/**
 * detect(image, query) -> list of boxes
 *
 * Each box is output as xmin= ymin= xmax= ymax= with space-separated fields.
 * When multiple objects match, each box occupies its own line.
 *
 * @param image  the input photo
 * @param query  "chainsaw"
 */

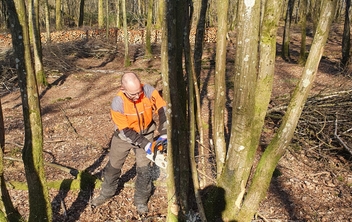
xmin=146 ymin=139 xmax=167 ymax=169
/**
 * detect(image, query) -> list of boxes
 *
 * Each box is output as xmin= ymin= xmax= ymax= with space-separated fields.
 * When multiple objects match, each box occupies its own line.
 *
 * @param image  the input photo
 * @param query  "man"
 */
xmin=91 ymin=72 xmax=167 ymax=214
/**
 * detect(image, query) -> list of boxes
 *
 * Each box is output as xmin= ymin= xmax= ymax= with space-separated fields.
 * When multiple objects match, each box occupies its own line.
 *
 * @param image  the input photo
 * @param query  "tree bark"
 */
xmin=6 ymin=0 xmax=53 ymax=220
xmin=145 ymin=0 xmax=153 ymax=58
xmin=0 ymin=100 xmax=4 ymax=151
xmin=216 ymin=0 xmax=261 ymax=219
xmin=44 ymin=0 xmax=51 ymax=42
xmin=122 ymin=0 xmax=130 ymax=66
xmin=341 ymin=0 xmax=350 ymax=66
xmin=55 ymin=0 xmax=62 ymax=30
xmin=29 ymin=0 xmax=47 ymax=88
xmin=282 ymin=0 xmax=295 ymax=61
xmin=238 ymin=0 xmax=337 ymax=220
xmin=299 ymin=0 xmax=308 ymax=65
xmin=213 ymin=0 xmax=228 ymax=177
xmin=78 ymin=0 xmax=85 ymax=27
xmin=98 ymin=0 xmax=104 ymax=28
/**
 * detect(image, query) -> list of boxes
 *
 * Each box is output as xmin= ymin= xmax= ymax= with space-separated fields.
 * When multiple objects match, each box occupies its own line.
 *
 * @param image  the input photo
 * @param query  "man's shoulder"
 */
xmin=143 ymin=84 xmax=156 ymax=98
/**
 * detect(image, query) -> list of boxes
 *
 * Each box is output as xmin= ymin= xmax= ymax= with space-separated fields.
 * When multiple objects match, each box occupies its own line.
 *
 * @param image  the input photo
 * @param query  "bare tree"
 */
xmin=44 ymin=0 xmax=50 ymax=42
xmin=98 ymin=0 xmax=104 ymax=28
xmin=5 ymin=0 xmax=53 ymax=220
xmin=122 ymin=0 xmax=131 ymax=66
xmin=145 ymin=0 xmax=153 ymax=58
xmin=55 ymin=0 xmax=62 ymax=30
xmin=161 ymin=0 xmax=193 ymax=220
xmin=204 ymin=0 xmax=337 ymax=220
xmin=28 ymin=0 xmax=47 ymax=88
xmin=299 ymin=0 xmax=308 ymax=64
xmin=78 ymin=0 xmax=85 ymax=27
xmin=282 ymin=0 xmax=295 ymax=61
xmin=341 ymin=0 xmax=351 ymax=66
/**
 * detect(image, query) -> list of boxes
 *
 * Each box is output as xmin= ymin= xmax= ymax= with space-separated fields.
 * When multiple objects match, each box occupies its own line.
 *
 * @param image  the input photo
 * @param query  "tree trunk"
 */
xmin=282 ymin=0 xmax=295 ymax=61
xmin=145 ymin=0 xmax=153 ymax=58
xmin=213 ymin=0 xmax=228 ymax=177
xmin=78 ymin=0 xmax=85 ymax=27
xmin=122 ymin=0 xmax=130 ymax=66
xmin=6 ymin=0 xmax=53 ymax=220
xmin=44 ymin=0 xmax=51 ymax=42
xmin=161 ymin=0 xmax=191 ymax=220
xmin=155 ymin=0 xmax=162 ymax=29
xmin=55 ymin=0 xmax=62 ymax=30
xmin=299 ymin=0 xmax=308 ymax=65
xmin=116 ymin=0 xmax=121 ymax=28
xmin=183 ymin=1 xmax=207 ymax=221
xmin=214 ymin=0 xmax=261 ymax=220
xmin=341 ymin=0 xmax=350 ymax=66
xmin=237 ymin=0 xmax=337 ymax=220
xmin=29 ymin=0 xmax=47 ymax=89
xmin=98 ymin=0 xmax=104 ymax=28
xmin=0 ymin=100 xmax=4 ymax=151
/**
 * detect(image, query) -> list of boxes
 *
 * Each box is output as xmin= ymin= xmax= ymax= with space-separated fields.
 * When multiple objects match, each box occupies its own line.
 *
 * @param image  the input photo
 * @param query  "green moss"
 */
xmin=7 ymin=171 xmax=102 ymax=191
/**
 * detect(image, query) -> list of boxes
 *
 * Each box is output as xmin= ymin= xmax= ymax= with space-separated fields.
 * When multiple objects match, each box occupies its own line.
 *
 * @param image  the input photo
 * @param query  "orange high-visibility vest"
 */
xmin=111 ymin=84 xmax=166 ymax=134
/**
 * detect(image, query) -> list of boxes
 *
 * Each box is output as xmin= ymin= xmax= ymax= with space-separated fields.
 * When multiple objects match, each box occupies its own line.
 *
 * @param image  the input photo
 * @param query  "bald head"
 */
xmin=121 ymin=73 xmax=143 ymax=101
xmin=121 ymin=72 xmax=141 ymax=92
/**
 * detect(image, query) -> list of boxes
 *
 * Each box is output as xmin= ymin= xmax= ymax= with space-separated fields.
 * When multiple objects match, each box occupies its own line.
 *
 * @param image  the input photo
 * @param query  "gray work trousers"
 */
xmin=100 ymin=133 xmax=152 ymax=205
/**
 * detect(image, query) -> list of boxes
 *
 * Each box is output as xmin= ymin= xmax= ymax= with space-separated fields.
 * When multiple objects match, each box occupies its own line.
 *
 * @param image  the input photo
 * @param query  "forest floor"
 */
xmin=1 ymin=23 xmax=352 ymax=222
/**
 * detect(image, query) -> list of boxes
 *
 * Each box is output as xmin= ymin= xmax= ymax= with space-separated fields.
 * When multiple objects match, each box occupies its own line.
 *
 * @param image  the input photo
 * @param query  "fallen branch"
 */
xmin=334 ymin=114 xmax=352 ymax=155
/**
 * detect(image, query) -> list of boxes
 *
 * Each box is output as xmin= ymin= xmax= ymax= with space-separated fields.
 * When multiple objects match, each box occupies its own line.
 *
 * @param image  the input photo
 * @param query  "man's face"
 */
xmin=124 ymin=86 xmax=143 ymax=102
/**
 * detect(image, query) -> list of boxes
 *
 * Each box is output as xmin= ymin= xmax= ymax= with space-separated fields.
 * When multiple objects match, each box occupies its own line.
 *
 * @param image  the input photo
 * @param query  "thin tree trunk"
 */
xmin=98 ymin=0 xmax=104 ymax=28
xmin=116 ymin=0 xmax=121 ymax=28
xmin=78 ymin=0 xmax=85 ymax=27
xmin=145 ymin=0 xmax=153 ymax=58
xmin=29 ymin=0 xmax=47 ymax=89
xmin=299 ymin=0 xmax=307 ymax=65
xmin=122 ymin=0 xmax=130 ymax=66
xmin=55 ymin=0 xmax=62 ymax=30
xmin=184 ymin=1 xmax=207 ymax=221
xmin=7 ymin=0 xmax=53 ymax=220
xmin=44 ymin=0 xmax=51 ymax=42
xmin=341 ymin=0 xmax=350 ymax=66
xmin=0 ymin=100 xmax=4 ymax=151
xmin=213 ymin=0 xmax=228 ymax=177
xmin=282 ymin=0 xmax=295 ymax=61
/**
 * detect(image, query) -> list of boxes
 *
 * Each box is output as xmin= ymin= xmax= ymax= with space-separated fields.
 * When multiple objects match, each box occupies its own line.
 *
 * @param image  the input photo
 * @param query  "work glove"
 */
xmin=144 ymin=135 xmax=167 ymax=154
xmin=144 ymin=135 xmax=168 ymax=169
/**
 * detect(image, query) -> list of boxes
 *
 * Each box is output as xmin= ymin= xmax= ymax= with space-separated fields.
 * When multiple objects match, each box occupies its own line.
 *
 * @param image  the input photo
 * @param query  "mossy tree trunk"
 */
xmin=145 ymin=0 xmax=153 ymax=58
xmin=204 ymin=0 xmax=336 ymax=220
xmin=28 ymin=0 xmax=47 ymax=89
xmin=5 ymin=0 xmax=53 ymax=221
xmin=237 ymin=0 xmax=337 ymax=220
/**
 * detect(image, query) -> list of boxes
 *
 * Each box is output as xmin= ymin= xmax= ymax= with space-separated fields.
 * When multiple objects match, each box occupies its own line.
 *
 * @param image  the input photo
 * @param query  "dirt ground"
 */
xmin=1 ymin=23 xmax=352 ymax=222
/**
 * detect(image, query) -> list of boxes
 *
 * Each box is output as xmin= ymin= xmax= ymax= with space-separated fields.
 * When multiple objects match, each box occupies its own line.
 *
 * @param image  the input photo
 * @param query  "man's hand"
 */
xmin=157 ymin=134 xmax=167 ymax=144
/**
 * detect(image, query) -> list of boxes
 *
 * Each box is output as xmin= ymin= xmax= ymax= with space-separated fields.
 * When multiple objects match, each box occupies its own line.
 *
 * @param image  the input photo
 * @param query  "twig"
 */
xmin=334 ymin=115 xmax=352 ymax=155
xmin=256 ymin=212 xmax=269 ymax=222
